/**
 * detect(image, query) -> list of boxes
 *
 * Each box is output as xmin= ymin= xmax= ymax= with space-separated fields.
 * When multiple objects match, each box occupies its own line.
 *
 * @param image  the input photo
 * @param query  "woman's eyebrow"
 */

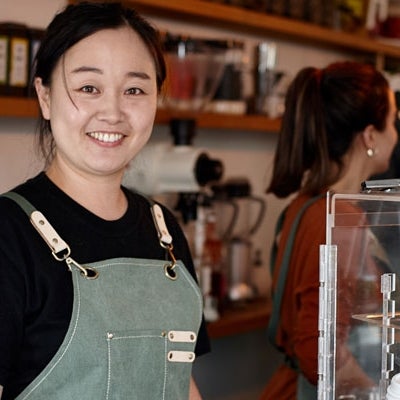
xmin=71 ymin=66 xmax=151 ymax=80
xmin=126 ymin=71 xmax=151 ymax=80
xmin=71 ymin=66 xmax=103 ymax=74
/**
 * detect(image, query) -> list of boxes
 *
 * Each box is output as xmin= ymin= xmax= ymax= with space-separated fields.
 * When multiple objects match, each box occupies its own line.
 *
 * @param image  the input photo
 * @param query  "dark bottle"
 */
xmin=0 ymin=23 xmax=30 ymax=97
xmin=0 ymin=23 xmax=9 ymax=95
xmin=27 ymin=27 xmax=45 ymax=97
xmin=253 ymin=41 xmax=277 ymax=114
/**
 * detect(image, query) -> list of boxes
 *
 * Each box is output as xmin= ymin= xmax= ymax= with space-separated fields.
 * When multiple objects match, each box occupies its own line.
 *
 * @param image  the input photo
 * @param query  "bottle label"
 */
xmin=9 ymin=37 xmax=28 ymax=87
xmin=0 ymin=36 xmax=8 ymax=85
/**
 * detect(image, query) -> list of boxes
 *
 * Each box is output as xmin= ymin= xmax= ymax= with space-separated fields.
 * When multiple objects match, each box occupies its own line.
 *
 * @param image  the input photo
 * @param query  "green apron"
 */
xmin=4 ymin=192 xmax=203 ymax=400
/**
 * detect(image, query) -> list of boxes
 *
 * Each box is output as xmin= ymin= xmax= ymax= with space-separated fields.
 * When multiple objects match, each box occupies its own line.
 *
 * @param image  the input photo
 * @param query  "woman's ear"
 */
xmin=361 ymin=124 xmax=377 ymax=152
xmin=34 ymin=77 xmax=51 ymax=120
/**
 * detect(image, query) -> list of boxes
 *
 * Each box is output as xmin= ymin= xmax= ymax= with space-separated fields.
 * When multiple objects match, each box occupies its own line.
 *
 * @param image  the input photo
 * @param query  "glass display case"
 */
xmin=319 ymin=187 xmax=400 ymax=400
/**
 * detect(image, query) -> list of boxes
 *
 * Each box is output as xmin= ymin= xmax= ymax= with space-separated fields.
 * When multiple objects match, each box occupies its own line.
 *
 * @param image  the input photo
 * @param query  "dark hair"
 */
xmin=34 ymin=1 xmax=166 ymax=163
xmin=267 ymin=61 xmax=390 ymax=198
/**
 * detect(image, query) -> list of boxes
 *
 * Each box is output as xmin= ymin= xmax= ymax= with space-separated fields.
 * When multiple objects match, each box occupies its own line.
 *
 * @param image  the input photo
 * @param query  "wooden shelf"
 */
xmin=155 ymin=108 xmax=280 ymax=132
xmin=6 ymin=0 xmax=400 ymax=123
xmin=0 ymin=97 xmax=280 ymax=132
xmin=6 ymin=1 xmax=400 ymax=124
xmin=206 ymin=297 xmax=271 ymax=338
xmin=129 ymin=0 xmax=400 ymax=60
xmin=0 ymin=96 xmax=39 ymax=118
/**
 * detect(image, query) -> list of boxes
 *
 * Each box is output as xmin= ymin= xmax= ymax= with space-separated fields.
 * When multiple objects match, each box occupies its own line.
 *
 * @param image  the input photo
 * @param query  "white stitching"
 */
xmin=21 ymin=272 xmax=82 ymax=399
xmin=105 ymin=333 xmax=166 ymax=399
xmin=106 ymin=336 xmax=112 ymax=400
xmin=162 ymin=334 xmax=167 ymax=400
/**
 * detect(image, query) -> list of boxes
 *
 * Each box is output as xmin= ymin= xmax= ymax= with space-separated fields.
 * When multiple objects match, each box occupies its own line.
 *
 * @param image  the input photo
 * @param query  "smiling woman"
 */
xmin=35 ymin=26 xmax=159 ymax=201
xmin=0 ymin=2 xmax=209 ymax=400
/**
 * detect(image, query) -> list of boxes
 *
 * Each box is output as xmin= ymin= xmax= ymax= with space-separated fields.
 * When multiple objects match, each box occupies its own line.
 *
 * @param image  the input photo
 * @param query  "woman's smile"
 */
xmin=87 ymin=131 xmax=125 ymax=145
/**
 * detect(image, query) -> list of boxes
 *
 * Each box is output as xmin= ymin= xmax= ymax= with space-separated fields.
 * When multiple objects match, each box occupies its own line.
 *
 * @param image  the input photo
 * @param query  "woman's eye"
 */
xmin=80 ymin=85 xmax=98 ymax=94
xmin=126 ymin=87 xmax=143 ymax=95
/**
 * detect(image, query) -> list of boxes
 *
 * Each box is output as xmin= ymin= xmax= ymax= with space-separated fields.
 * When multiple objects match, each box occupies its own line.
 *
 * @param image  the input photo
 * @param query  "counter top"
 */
xmin=207 ymin=297 xmax=271 ymax=339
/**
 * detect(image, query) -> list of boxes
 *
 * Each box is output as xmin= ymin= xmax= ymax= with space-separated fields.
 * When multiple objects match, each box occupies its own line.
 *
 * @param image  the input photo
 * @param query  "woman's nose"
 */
xmin=97 ymin=91 xmax=124 ymax=123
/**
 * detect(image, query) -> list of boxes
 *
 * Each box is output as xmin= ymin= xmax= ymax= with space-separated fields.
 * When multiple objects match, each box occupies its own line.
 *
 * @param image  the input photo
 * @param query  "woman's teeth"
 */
xmin=88 ymin=132 xmax=123 ymax=143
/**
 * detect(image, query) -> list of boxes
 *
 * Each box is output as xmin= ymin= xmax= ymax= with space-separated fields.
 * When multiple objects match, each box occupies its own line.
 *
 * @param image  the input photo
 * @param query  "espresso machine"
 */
xmin=211 ymin=178 xmax=266 ymax=302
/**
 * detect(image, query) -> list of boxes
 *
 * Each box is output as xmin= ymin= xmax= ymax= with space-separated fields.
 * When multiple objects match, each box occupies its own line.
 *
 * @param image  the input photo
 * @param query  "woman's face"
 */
xmin=35 ymin=26 xmax=158 ymax=180
xmin=373 ymin=89 xmax=398 ymax=175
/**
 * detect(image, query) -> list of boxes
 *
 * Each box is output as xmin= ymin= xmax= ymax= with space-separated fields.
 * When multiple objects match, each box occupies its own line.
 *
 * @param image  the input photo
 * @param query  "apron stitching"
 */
xmin=162 ymin=335 xmax=167 ymax=400
xmin=20 ymin=273 xmax=82 ymax=400
xmin=106 ymin=337 xmax=112 ymax=400
xmin=105 ymin=333 xmax=168 ymax=399
xmin=94 ymin=262 xmax=168 ymax=269
xmin=178 ymin=266 xmax=203 ymax=321
xmin=112 ymin=334 xmax=162 ymax=339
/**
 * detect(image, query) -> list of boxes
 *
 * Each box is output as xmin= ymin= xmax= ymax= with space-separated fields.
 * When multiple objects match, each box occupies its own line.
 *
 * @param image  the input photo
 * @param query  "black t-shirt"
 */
xmin=0 ymin=172 xmax=210 ymax=399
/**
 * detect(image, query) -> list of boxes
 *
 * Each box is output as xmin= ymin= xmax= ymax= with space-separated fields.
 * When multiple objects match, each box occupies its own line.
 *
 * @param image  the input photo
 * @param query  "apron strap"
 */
xmin=2 ymin=191 xmax=72 ymax=258
xmin=2 ymin=190 xmax=177 ymax=279
xmin=3 ymin=190 xmax=174 ymax=249
xmin=151 ymin=203 xmax=173 ymax=246
xmin=138 ymin=191 xmax=177 ymax=278
xmin=2 ymin=191 xmax=36 ymax=217
xmin=2 ymin=191 xmax=99 ymax=278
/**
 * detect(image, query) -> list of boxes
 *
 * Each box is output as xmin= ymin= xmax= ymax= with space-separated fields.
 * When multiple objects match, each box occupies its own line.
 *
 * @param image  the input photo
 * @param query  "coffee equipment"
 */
xmin=124 ymin=119 xmax=222 ymax=198
xmin=211 ymin=178 xmax=266 ymax=301
xmin=162 ymin=34 xmax=228 ymax=111
xmin=123 ymin=119 xmax=224 ymax=321
xmin=252 ymin=41 xmax=290 ymax=118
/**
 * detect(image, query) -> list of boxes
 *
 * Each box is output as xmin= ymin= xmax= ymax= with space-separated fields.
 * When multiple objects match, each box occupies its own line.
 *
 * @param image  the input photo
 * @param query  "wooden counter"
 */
xmin=207 ymin=297 xmax=271 ymax=339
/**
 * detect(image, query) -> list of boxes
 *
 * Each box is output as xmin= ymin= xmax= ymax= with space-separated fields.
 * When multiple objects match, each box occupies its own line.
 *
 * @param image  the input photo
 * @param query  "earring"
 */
xmin=367 ymin=148 xmax=375 ymax=157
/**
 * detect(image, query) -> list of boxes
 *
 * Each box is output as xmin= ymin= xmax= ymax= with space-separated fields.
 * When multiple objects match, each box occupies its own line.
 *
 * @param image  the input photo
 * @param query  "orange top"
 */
xmin=261 ymin=193 xmax=383 ymax=399
xmin=261 ymin=194 xmax=325 ymax=400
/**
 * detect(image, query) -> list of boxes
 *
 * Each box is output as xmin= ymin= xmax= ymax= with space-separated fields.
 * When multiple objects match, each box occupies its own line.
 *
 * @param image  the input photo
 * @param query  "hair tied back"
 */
xmin=314 ymin=68 xmax=323 ymax=86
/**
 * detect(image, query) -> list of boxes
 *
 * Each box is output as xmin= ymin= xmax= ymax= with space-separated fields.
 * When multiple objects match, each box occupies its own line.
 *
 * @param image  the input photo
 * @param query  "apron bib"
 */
xmin=4 ymin=192 xmax=203 ymax=400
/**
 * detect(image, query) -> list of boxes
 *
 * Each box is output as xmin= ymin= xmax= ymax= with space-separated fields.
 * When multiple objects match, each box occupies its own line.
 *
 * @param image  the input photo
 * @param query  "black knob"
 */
xmin=195 ymin=153 xmax=224 ymax=186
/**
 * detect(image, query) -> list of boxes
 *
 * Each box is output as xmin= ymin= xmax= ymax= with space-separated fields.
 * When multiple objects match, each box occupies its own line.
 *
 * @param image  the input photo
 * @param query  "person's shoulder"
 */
xmin=287 ymin=193 xmax=327 ymax=219
xmin=1 ymin=172 xmax=49 ymax=201
xmin=0 ymin=172 xmax=48 ymax=211
xmin=0 ymin=195 xmax=24 ymax=220
xmin=281 ymin=193 xmax=327 ymax=242
xmin=123 ymin=188 xmax=177 ymax=220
